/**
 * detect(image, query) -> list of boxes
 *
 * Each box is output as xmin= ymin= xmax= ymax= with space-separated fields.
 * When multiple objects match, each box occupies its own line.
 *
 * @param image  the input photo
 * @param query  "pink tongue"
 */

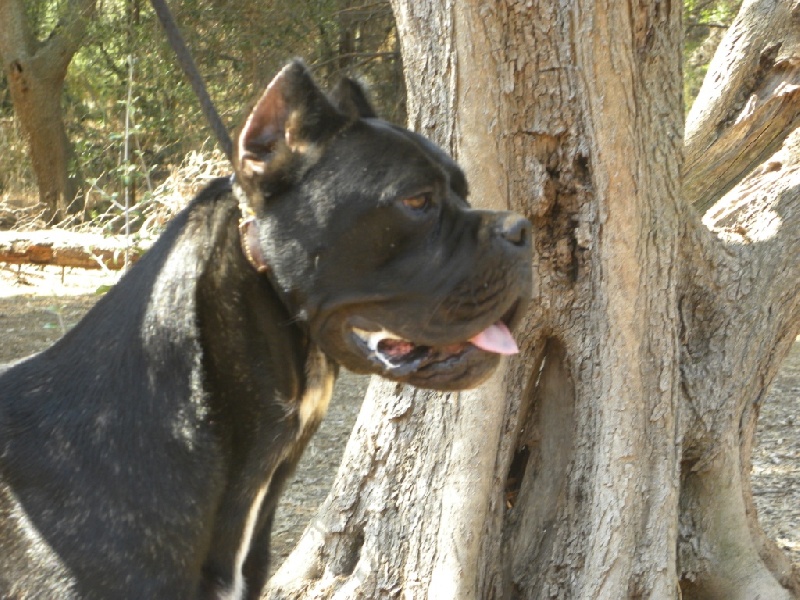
xmin=469 ymin=322 xmax=519 ymax=355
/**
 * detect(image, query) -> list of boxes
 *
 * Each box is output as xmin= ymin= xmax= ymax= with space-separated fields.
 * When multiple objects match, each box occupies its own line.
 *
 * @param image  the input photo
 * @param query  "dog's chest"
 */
xmin=296 ymin=346 xmax=335 ymax=436
xmin=228 ymin=347 xmax=335 ymax=599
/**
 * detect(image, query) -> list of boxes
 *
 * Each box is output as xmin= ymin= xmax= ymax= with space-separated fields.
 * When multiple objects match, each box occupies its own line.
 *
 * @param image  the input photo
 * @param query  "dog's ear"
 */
xmin=330 ymin=78 xmax=378 ymax=120
xmin=236 ymin=60 xmax=345 ymax=180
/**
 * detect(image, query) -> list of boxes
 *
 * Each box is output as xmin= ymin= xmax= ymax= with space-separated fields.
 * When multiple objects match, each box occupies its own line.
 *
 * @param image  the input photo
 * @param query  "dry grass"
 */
xmin=0 ymin=149 xmax=230 ymax=237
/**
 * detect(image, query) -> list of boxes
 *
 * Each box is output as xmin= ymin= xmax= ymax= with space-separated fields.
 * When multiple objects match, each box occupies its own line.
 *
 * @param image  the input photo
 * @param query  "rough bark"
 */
xmin=0 ymin=0 xmax=96 ymax=223
xmin=679 ymin=126 xmax=800 ymax=600
xmin=262 ymin=2 xmax=799 ymax=599
xmin=679 ymin=3 xmax=800 ymax=594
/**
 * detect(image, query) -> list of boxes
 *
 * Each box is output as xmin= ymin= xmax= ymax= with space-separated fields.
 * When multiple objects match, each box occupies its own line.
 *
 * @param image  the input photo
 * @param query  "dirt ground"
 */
xmin=0 ymin=263 xmax=797 ymax=572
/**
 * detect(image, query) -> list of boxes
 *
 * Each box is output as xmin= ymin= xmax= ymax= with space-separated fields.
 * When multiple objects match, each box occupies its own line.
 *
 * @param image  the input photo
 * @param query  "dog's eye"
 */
xmin=402 ymin=193 xmax=432 ymax=212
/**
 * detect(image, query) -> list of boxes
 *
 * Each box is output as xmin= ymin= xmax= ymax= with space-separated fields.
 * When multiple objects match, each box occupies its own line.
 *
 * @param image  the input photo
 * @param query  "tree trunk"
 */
xmin=263 ymin=1 xmax=800 ymax=599
xmin=0 ymin=0 xmax=96 ymax=223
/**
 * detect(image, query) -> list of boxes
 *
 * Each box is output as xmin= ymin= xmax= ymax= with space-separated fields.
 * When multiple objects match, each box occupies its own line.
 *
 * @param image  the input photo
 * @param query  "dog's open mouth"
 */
xmin=352 ymin=321 xmax=519 ymax=376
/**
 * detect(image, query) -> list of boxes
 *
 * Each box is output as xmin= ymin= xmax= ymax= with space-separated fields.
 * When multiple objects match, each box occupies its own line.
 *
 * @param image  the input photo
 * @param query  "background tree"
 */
xmin=0 ymin=0 xmax=96 ymax=222
xmin=263 ymin=1 xmax=799 ymax=599
xmin=0 ymin=0 xmax=403 ymax=226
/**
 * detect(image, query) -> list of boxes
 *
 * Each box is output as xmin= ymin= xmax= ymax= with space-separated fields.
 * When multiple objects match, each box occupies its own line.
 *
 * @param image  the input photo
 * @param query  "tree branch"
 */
xmin=684 ymin=0 xmax=800 ymax=213
xmin=0 ymin=230 xmax=147 ymax=270
xmin=0 ymin=0 xmax=35 ymax=62
xmin=705 ymin=126 xmax=800 ymax=332
xmin=681 ymin=125 xmax=800 ymax=458
xmin=682 ymin=0 xmax=800 ymax=412
xmin=37 ymin=0 xmax=97 ymax=77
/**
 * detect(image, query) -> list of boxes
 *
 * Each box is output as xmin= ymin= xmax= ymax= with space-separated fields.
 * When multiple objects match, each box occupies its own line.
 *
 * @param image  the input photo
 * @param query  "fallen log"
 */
xmin=0 ymin=230 xmax=150 ymax=270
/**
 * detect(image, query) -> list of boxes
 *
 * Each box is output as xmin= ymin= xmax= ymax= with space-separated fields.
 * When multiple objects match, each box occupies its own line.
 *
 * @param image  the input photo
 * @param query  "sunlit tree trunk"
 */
xmin=0 ymin=0 xmax=95 ymax=222
xmin=262 ymin=1 xmax=800 ymax=598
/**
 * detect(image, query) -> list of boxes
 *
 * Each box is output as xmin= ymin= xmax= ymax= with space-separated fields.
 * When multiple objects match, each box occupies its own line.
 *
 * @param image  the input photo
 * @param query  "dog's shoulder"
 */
xmin=0 ymin=177 xmax=243 ymax=406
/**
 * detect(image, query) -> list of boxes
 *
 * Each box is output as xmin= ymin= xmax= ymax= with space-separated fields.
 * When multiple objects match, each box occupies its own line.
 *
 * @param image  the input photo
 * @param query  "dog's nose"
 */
xmin=498 ymin=214 xmax=531 ymax=248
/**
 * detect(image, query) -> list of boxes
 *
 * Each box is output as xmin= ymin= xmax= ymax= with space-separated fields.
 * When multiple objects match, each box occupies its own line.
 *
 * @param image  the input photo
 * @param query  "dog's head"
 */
xmin=233 ymin=60 xmax=532 ymax=390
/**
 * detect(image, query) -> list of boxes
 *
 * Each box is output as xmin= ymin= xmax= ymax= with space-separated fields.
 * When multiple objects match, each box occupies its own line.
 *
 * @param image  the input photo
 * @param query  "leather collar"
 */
xmin=231 ymin=177 xmax=269 ymax=273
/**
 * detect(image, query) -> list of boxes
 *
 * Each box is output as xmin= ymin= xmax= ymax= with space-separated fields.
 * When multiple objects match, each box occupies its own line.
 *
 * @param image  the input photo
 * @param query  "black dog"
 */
xmin=0 ymin=61 xmax=531 ymax=599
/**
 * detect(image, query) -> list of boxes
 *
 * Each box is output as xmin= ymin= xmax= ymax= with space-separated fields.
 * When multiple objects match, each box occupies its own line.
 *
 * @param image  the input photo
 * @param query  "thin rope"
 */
xmin=123 ymin=55 xmax=134 ymax=271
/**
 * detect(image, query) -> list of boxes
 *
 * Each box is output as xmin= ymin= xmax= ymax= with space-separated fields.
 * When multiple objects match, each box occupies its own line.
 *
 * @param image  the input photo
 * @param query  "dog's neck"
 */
xmin=229 ymin=177 xmax=312 ymax=327
xmin=232 ymin=176 xmax=270 ymax=274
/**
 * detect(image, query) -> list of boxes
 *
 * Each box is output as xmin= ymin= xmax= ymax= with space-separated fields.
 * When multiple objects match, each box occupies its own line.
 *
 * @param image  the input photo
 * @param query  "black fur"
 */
xmin=0 ymin=60 xmax=531 ymax=599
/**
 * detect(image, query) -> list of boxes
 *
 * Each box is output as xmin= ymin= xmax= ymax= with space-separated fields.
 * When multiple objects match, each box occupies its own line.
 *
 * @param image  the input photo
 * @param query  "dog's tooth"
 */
xmin=353 ymin=327 xmax=380 ymax=352
xmin=352 ymin=327 xmax=413 ymax=370
xmin=352 ymin=327 xmax=407 ymax=352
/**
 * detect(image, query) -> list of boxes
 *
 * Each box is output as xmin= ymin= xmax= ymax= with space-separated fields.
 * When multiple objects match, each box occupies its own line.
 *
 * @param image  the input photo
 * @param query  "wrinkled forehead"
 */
xmin=359 ymin=119 xmax=470 ymax=199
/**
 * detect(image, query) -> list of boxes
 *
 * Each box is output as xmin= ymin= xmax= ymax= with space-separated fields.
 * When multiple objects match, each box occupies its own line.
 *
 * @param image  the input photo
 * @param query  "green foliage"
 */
xmin=1 ymin=0 xmax=403 ymax=230
xmin=23 ymin=0 xmax=61 ymax=39
xmin=684 ymin=0 xmax=743 ymax=112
